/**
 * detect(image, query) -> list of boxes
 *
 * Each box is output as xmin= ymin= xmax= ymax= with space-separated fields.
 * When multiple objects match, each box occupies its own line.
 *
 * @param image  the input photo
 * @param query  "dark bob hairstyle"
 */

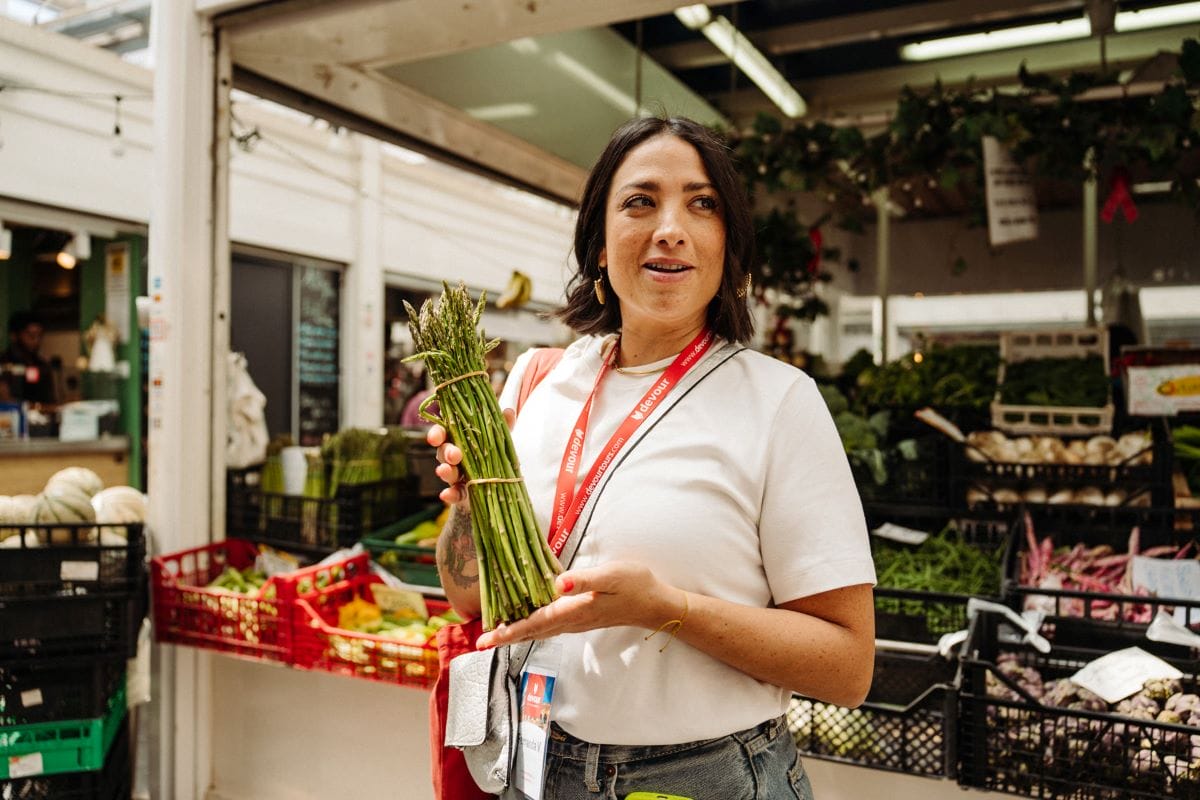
xmin=556 ymin=116 xmax=755 ymax=344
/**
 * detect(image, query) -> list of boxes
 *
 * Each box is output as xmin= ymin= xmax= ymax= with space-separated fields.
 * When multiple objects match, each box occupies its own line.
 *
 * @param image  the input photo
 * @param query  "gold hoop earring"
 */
xmin=736 ymin=273 xmax=753 ymax=299
xmin=593 ymin=276 xmax=607 ymax=306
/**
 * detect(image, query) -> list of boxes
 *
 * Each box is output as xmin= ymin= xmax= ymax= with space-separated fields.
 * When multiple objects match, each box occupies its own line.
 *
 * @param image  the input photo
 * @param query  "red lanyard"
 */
xmin=546 ymin=328 xmax=715 ymax=556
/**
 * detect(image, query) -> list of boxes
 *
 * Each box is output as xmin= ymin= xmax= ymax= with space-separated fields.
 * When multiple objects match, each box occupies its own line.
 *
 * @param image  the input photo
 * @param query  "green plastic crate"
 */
xmin=0 ymin=677 xmax=126 ymax=779
xmin=360 ymin=505 xmax=443 ymax=588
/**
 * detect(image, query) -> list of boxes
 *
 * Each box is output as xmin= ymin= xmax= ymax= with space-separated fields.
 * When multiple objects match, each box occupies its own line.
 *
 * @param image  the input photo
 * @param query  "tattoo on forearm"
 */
xmin=442 ymin=506 xmax=479 ymax=591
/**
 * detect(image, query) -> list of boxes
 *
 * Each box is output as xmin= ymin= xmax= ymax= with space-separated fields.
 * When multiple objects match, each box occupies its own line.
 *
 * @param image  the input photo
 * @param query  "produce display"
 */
xmin=854 ymin=344 xmax=1000 ymax=412
xmin=1016 ymin=520 xmax=1197 ymax=623
xmin=206 ymin=565 xmax=270 ymax=595
xmin=874 ymin=523 xmax=1004 ymax=636
xmin=404 ymin=282 xmax=560 ymax=629
xmin=970 ymin=646 xmax=1200 ymax=798
xmin=335 ymin=594 xmax=462 ymax=643
xmin=998 ymin=355 xmax=1109 ymax=408
xmin=0 ymin=467 xmax=145 ymax=546
xmin=964 ymin=430 xmax=1152 ymax=466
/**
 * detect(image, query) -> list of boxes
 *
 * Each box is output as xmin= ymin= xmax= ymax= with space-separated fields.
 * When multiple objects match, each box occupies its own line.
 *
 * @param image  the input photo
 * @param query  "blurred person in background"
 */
xmin=0 ymin=311 xmax=57 ymax=405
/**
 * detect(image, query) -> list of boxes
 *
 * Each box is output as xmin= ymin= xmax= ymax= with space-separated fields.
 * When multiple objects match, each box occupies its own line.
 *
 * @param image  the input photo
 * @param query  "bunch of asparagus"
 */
xmin=404 ymin=282 xmax=560 ymax=630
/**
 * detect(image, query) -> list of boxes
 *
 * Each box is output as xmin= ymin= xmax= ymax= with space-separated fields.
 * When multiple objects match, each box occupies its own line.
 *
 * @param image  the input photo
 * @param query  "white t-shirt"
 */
xmin=497 ymin=334 xmax=875 ymax=745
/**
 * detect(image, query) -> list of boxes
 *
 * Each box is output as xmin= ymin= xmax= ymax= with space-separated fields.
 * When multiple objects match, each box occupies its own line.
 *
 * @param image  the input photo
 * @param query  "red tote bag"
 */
xmin=428 ymin=348 xmax=562 ymax=799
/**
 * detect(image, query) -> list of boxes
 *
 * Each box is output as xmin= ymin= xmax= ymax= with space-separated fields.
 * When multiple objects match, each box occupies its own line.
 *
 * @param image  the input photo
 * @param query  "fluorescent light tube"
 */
xmin=901 ymin=17 xmax=1091 ymax=61
xmin=1116 ymin=1 xmax=1200 ymax=32
xmin=552 ymin=52 xmax=638 ymax=116
xmin=464 ymin=102 xmax=538 ymax=121
xmin=902 ymin=2 xmax=1200 ymax=62
xmin=675 ymin=4 xmax=806 ymax=118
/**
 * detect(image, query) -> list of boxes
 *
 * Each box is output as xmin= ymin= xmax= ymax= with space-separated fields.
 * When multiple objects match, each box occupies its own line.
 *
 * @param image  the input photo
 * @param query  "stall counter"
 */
xmin=0 ymin=436 xmax=131 ymax=493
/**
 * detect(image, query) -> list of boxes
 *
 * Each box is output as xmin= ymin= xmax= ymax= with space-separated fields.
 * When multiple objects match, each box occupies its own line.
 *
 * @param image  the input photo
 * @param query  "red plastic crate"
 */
xmin=292 ymin=570 xmax=446 ymax=689
xmin=150 ymin=540 xmax=364 ymax=663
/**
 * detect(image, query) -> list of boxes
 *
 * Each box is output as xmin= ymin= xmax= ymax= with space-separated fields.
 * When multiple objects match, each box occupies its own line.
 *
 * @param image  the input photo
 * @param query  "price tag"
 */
xmin=60 ymin=561 xmax=99 ymax=581
xmin=8 ymin=752 xmax=44 ymax=779
xmin=370 ymin=585 xmax=428 ymax=620
xmin=871 ymin=523 xmax=930 ymax=546
xmin=1131 ymin=557 xmax=1200 ymax=625
xmin=20 ymin=689 xmax=43 ymax=708
xmin=1070 ymin=646 xmax=1183 ymax=704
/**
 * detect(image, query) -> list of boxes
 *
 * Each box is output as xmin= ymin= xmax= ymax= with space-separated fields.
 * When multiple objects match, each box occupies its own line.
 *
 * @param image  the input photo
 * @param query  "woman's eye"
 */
xmin=693 ymin=196 xmax=719 ymax=211
xmin=622 ymin=195 xmax=653 ymax=209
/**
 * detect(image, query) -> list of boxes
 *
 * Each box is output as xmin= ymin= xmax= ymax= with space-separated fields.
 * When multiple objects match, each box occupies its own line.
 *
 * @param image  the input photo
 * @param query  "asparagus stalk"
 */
xmin=403 ymin=282 xmax=561 ymax=629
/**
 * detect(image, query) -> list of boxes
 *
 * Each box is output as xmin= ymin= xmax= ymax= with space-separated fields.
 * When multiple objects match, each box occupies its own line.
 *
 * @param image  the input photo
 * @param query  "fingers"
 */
xmin=425 ymin=424 xmax=447 ymax=448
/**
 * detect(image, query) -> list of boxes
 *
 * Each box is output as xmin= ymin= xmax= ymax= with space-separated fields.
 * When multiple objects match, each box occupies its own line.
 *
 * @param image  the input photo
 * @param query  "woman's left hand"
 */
xmin=475 ymin=561 xmax=683 ymax=650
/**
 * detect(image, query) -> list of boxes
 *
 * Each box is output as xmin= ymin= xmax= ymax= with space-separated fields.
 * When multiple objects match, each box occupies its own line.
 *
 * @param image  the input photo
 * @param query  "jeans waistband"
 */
xmin=546 ymin=715 xmax=787 ymax=764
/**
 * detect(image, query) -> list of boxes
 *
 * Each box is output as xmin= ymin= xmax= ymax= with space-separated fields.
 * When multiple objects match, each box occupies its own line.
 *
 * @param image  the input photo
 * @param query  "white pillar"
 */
xmin=873 ymin=188 xmax=891 ymax=363
xmin=343 ymin=134 xmax=385 ymax=427
xmin=147 ymin=2 xmax=216 ymax=798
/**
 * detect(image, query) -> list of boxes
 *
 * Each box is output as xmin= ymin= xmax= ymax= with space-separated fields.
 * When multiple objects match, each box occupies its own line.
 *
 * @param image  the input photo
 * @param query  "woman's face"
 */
xmin=599 ymin=134 xmax=726 ymax=338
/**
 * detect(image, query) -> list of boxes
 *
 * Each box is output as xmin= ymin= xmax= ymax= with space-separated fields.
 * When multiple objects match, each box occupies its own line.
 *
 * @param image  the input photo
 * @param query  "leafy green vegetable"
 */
xmin=856 ymin=344 xmax=999 ymax=411
xmin=999 ymin=355 xmax=1108 ymax=407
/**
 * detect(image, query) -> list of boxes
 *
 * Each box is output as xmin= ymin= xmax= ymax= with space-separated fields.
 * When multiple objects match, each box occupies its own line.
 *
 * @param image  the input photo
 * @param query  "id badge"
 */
xmin=513 ymin=644 xmax=561 ymax=800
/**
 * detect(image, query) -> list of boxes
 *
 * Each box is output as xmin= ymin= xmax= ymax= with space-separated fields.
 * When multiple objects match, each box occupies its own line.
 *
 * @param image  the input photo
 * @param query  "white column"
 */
xmin=147 ymin=2 xmax=215 ymax=798
xmin=873 ymin=188 xmax=892 ymax=363
xmin=1083 ymin=175 xmax=1099 ymax=326
xmin=342 ymin=134 xmax=385 ymax=427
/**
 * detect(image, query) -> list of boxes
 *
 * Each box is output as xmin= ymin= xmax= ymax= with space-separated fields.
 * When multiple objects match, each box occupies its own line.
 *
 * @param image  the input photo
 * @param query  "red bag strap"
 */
xmin=514 ymin=347 xmax=563 ymax=416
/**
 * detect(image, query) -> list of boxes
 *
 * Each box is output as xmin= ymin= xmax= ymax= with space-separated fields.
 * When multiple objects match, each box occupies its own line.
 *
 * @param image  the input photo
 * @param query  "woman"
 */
xmin=428 ymin=116 xmax=875 ymax=800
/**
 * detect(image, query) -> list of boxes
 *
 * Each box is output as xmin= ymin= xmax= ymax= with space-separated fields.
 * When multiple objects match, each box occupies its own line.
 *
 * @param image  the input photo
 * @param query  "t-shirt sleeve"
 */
xmin=497 ymin=347 xmax=537 ymax=413
xmin=759 ymin=375 xmax=876 ymax=604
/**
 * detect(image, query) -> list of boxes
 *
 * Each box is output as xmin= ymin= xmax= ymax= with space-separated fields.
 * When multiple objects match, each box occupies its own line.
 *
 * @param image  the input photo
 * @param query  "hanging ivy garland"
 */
xmin=725 ymin=36 xmax=1200 ymax=319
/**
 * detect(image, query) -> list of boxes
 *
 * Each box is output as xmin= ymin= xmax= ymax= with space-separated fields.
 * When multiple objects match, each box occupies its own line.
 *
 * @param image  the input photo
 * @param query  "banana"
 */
xmin=496 ymin=270 xmax=532 ymax=309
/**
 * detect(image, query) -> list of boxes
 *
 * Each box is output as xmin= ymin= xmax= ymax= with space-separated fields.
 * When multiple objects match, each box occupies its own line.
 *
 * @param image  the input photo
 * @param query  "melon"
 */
xmin=35 ymin=483 xmax=97 ymax=545
xmin=0 ymin=495 xmax=38 ymax=543
xmin=91 ymin=486 xmax=145 ymax=541
xmin=44 ymin=467 xmax=105 ymax=498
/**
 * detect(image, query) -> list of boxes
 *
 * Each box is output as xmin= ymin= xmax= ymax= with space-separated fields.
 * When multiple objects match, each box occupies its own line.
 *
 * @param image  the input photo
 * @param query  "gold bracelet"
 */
xmin=644 ymin=590 xmax=689 ymax=652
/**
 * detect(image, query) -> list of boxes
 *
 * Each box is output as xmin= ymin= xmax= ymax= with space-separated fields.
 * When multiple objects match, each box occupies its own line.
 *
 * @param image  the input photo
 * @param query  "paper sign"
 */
xmin=370 ymin=585 xmax=428 ymax=620
xmin=1131 ymin=556 xmax=1200 ymax=625
xmin=105 ymin=242 xmax=131 ymax=343
xmin=20 ymin=689 xmax=43 ymax=708
xmin=1070 ymin=646 xmax=1183 ymax=704
xmin=8 ymin=752 xmax=44 ymax=779
xmin=1126 ymin=364 xmax=1200 ymax=416
xmin=1147 ymin=609 xmax=1200 ymax=649
xmin=60 ymin=561 xmax=100 ymax=581
xmin=983 ymin=136 xmax=1038 ymax=246
xmin=871 ymin=523 xmax=930 ymax=546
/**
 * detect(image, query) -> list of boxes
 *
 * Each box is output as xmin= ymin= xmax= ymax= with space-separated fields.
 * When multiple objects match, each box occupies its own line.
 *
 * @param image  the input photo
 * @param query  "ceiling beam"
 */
xmin=227 ymin=0 xmax=744 ymax=70
xmin=714 ymin=24 xmax=1194 ymax=124
xmin=651 ymin=0 xmax=1084 ymax=70
xmin=233 ymin=50 xmax=588 ymax=203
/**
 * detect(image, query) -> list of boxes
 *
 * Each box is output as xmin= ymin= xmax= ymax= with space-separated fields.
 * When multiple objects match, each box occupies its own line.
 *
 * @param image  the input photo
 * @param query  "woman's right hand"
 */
xmin=425 ymin=408 xmax=515 ymax=505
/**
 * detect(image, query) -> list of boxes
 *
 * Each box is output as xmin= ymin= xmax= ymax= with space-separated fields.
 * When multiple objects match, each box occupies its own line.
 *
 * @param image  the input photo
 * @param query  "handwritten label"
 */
xmin=871 ymin=523 xmax=930 ymax=546
xmin=19 ymin=689 xmax=43 ymax=708
xmin=370 ymin=585 xmax=428 ymax=620
xmin=983 ymin=136 xmax=1038 ymax=246
xmin=60 ymin=561 xmax=99 ymax=581
xmin=8 ymin=752 xmax=44 ymax=778
xmin=1071 ymin=646 xmax=1183 ymax=704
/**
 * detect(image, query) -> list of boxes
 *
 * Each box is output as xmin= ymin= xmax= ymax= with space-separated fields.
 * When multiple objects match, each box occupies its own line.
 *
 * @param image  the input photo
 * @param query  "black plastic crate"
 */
xmin=1004 ymin=507 xmax=1200 ymax=654
xmin=0 ymin=715 xmax=130 ymax=800
xmin=955 ymin=420 xmax=1176 ymax=511
xmin=854 ymin=435 xmax=952 ymax=507
xmin=866 ymin=507 xmax=1009 ymax=645
xmin=0 ymin=524 xmax=147 ymax=660
xmin=0 ymin=655 xmax=125 ymax=726
xmin=225 ymin=471 xmax=424 ymax=556
xmin=789 ymin=647 xmax=958 ymax=778
xmin=958 ymin=611 xmax=1200 ymax=799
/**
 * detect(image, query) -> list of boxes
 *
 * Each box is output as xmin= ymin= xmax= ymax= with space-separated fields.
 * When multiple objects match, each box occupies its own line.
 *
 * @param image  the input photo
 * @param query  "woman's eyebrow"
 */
xmin=616 ymin=180 xmax=716 ymax=193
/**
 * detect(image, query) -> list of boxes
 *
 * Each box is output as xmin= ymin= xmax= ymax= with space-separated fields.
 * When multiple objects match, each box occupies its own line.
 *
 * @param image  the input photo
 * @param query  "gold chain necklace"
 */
xmin=613 ymin=363 xmax=668 ymax=377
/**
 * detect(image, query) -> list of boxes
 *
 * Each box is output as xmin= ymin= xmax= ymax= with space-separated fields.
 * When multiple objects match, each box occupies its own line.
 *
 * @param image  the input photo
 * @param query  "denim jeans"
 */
xmin=501 ymin=715 xmax=815 ymax=800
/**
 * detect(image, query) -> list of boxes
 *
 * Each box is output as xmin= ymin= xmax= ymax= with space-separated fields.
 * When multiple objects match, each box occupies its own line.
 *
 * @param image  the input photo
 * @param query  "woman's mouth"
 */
xmin=643 ymin=261 xmax=692 ymax=274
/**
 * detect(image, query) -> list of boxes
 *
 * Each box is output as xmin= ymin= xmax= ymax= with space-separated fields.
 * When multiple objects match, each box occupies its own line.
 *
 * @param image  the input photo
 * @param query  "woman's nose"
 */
xmin=654 ymin=206 xmax=687 ymax=247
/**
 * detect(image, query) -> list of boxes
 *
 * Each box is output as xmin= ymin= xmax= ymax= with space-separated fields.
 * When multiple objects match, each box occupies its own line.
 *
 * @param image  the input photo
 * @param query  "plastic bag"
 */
xmin=226 ymin=351 xmax=269 ymax=469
